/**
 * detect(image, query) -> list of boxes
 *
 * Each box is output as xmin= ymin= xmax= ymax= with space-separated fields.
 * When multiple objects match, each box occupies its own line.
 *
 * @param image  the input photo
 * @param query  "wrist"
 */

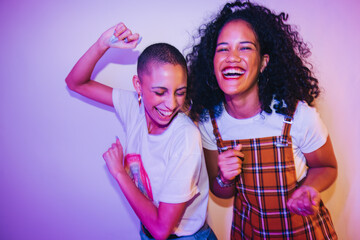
xmin=301 ymin=184 xmax=320 ymax=193
xmin=216 ymin=173 xmax=235 ymax=188
xmin=95 ymin=38 xmax=110 ymax=52
xmin=114 ymin=170 xmax=128 ymax=182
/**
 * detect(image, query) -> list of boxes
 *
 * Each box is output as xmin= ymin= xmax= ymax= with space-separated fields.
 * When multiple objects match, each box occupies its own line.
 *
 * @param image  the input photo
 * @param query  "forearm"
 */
xmin=301 ymin=136 xmax=338 ymax=192
xmin=65 ymin=40 xmax=109 ymax=91
xmin=114 ymin=172 xmax=176 ymax=239
xmin=301 ymin=166 xmax=337 ymax=192
xmin=210 ymin=174 xmax=236 ymax=198
xmin=102 ymin=122 xmax=185 ymax=239
xmin=115 ymin=171 xmax=158 ymax=223
xmin=65 ymin=39 xmax=114 ymax=105
xmin=65 ymin=23 xmax=140 ymax=106
xmin=204 ymin=148 xmax=237 ymax=198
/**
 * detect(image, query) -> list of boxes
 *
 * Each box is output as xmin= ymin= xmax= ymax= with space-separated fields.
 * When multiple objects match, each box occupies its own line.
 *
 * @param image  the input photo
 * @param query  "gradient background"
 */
xmin=0 ymin=0 xmax=359 ymax=239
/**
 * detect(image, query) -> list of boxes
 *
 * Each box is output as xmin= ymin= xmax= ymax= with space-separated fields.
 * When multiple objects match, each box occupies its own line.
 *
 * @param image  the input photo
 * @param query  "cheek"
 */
xmin=248 ymin=55 xmax=262 ymax=69
xmin=177 ymin=96 xmax=186 ymax=106
xmin=142 ymin=94 xmax=158 ymax=107
xmin=213 ymin=55 xmax=220 ymax=69
xmin=213 ymin=56 xmax=225 ymax=75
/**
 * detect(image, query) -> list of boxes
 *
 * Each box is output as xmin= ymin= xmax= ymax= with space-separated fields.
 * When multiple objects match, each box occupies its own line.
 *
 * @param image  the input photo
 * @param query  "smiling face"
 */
xmin=133 ymin=62 xmax=187 ymax=134
xmin=213 ymin=20 xmax=269 ymax=100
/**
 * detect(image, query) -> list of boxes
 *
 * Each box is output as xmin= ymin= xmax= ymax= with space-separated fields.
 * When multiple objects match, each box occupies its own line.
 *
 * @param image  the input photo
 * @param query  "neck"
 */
xmin=145 ymin=111 xmax=171 ymax=135
xmin=146 ymin=118 xmax=167 ymax=135
xmin=224 ymin=93 xmax=261 ymax=119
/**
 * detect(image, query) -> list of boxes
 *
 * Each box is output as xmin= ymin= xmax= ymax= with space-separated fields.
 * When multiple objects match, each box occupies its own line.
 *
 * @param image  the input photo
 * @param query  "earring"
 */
xmin=138 ymin=93 xmax=142 ymax=106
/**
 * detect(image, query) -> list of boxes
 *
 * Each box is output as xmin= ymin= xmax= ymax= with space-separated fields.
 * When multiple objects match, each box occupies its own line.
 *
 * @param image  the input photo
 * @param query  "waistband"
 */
xmin=141 ymin=224 xmax=178 ymax=239
xmin=141 ymin=222 xmax=209 ymax=239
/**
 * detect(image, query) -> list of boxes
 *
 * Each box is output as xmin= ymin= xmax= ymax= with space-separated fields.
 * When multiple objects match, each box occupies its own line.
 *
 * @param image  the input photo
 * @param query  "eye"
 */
xmin=239 ymin=43 xmax=256 ymax=51
xmin=216 ymin=47 xmax=228 ymax=52
xmin=154 ymin=91 xmax=165 ymax=96
xmin=176 ymin=91 xmax=186 ymax=96
xmin=240 ymin=47 xmax=252 ymax=50
xmin=216 ymin=44 xmax=229 ymax=52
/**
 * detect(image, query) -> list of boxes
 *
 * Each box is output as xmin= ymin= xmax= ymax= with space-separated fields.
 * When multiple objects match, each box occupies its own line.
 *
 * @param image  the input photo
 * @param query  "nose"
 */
xmin=226 ymin=49 xmax=241 ymax=63
xmin=165 ymin=95 xmax=178 ymax=110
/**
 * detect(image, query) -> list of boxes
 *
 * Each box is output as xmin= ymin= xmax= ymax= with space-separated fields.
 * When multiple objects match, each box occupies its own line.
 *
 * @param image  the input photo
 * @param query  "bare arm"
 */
xmin=287 ymin=136 xmax=338 ymax=216
xmin=103 ymin=139 xmax=187 ymax=240
xmin=65 ymin=23 xmax=140 ymax=106
xmin=204 ymin=145 xmax=243 ymax=198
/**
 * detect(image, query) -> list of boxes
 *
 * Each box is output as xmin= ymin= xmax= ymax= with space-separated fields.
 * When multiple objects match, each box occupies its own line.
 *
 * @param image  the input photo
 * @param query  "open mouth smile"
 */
xmin=222 ymin=67 xmax=245 ymax=78
xmin=155 ymin=108 xmax=175 ymax=118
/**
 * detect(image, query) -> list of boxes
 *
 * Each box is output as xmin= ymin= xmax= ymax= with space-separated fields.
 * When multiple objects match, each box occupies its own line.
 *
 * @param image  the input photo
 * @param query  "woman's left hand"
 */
xmin=287 ymin=185 xmax=320 ymax=216
xmin=98 ymin=22 xmax=140 ymax=50
xmin=102 ymin=138 xmax=125 ymax=179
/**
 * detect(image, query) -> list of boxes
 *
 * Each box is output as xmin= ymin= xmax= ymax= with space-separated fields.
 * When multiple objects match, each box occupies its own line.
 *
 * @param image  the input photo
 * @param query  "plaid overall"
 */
xmin=210 ymin=113 xmax=337 ymax=239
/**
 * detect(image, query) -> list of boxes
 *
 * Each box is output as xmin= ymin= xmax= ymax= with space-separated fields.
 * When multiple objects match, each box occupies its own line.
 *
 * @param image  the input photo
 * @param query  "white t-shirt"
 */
xmin=199 ymin=101 xmax=328 ymax=181
xmin=112 ymin=89 xmax=209 ymax=236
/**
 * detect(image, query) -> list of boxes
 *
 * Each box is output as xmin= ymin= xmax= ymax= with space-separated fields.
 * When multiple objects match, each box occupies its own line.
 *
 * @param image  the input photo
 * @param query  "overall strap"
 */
xmin=211 ymin=104 xmax=297 ymax=148
xmin=278 ymin=105 xmax=297 ymax=146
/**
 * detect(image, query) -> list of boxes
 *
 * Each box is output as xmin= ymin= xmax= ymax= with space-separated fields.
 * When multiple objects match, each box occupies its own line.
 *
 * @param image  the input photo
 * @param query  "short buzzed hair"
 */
xmin=137 ymin=43 xmax=187 ymax=78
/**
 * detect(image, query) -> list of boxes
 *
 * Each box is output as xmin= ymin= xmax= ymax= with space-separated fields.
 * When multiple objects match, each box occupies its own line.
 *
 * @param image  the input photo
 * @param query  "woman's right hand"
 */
xmin=98 ymin=22 xmax=140 ymax=50
xmin=103 ymin=138 xmax=126 ymax=179
xmin=287 ymin=185 xmax=320 ymax=216
xmin=218 ymin=144 xmax=243 ymax=183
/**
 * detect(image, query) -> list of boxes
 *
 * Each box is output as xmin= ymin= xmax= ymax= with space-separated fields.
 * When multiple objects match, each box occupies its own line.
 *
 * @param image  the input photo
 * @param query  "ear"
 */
xmin=132 ymin=75 xmax=141 ymax=94
xmin=260 ymin=54 xmax=270 ymax=73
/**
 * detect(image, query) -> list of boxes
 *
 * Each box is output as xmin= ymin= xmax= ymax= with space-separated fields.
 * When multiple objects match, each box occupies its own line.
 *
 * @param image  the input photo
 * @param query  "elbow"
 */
xmin=65 ymin=76 xmax=76 ymax=91
xmin=327 ymin=160 xmax=338 ymax=183
xmin=151 ymin=229 xmax=173 ymax=240
xmin=211 ymin=187 xmax=235 ymax=199
xmin=146 ymin=223 xmax=175 ymax=240
xmin=210 ymin=178 xmax=235 ymax=199
xmin=332 ymin=165 xmax=338 ymax=182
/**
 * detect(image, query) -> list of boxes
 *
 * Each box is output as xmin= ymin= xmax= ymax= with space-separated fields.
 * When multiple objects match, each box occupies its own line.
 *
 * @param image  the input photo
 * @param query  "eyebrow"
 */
xmin=176 ymin=86 xmax=187 ymax=91
xmin=216 ymin=41 xmax=257 ymax=47
xmin=151 ymin=86 xmax=187 ymax=91
xmin=151 ymin=87 xmax=166 ymax=90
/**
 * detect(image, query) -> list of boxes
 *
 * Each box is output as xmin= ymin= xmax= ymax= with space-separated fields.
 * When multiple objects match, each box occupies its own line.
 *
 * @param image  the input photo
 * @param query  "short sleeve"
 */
xmin=112 ymin=88 xmax=139 ymax=132
xmin=199 ymin=120 xmax=218 ymax=151
xmin=293 ymin=102 xmax=328 ymax=153
xmin=157 ymin=126 xmax=203 ymax=203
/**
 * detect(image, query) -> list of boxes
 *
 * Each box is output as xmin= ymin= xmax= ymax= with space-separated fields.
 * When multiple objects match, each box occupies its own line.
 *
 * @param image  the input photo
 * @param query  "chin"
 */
xmin=222 ymin=88 xmax=242 ymax=96
xmin=153 ymin=116 xmax=173 ymax=127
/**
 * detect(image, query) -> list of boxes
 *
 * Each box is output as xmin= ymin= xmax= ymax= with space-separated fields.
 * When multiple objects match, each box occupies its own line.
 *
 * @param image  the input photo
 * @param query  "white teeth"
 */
xmin=157 ymin=109 xmax=172 ymax=117
xmin=222 ymin=68 xmax=245 ymax=76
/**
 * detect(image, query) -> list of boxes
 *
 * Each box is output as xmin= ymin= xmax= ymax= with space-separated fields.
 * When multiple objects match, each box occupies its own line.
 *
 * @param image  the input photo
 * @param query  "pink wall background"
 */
xmin=0 ymin=0 xmax=359 ymax=239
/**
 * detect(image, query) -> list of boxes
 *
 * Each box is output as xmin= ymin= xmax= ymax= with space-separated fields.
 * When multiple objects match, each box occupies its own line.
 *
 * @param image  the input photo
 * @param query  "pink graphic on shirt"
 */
xmin=124 ymin=153 xmax=153 ymax=201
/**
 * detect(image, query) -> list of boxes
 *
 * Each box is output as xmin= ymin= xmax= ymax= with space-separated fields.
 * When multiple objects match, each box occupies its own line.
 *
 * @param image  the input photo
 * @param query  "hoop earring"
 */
xmin=138 ymin=93 xmax=142 ymax=106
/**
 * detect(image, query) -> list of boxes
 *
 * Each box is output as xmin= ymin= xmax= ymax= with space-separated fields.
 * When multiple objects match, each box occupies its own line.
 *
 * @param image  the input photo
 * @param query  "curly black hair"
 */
xmin=186 ymin=0 xmax=320 ymax=122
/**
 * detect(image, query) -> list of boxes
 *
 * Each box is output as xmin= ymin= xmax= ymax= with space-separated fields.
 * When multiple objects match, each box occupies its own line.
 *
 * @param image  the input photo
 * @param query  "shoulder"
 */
xmin=291 ymin=101 xmax=328 ymax=152
xmin=112 ymin=88 xmax=138 ymax=111
xmin=198 ymin=111 xmax=215 ymax=131
xmin=112 ymin=89 xmax=142 ymax=128
xmin=294 ymin=101 xmax=317 ymax=115
xmin=172 ymin=113 xmax=200 ymax=133
xmin=293 ymin=101 xmax=321 ymax=125
xmin=112 ymin=88 xmax=137 ymax=104
xmin=169 ymin=113 xmax=202 ymax=145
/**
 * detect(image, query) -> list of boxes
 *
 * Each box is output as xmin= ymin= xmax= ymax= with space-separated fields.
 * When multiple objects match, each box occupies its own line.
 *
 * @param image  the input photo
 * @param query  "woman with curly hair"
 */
xmin=187 ymin=0 xmax=338 ymax=239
